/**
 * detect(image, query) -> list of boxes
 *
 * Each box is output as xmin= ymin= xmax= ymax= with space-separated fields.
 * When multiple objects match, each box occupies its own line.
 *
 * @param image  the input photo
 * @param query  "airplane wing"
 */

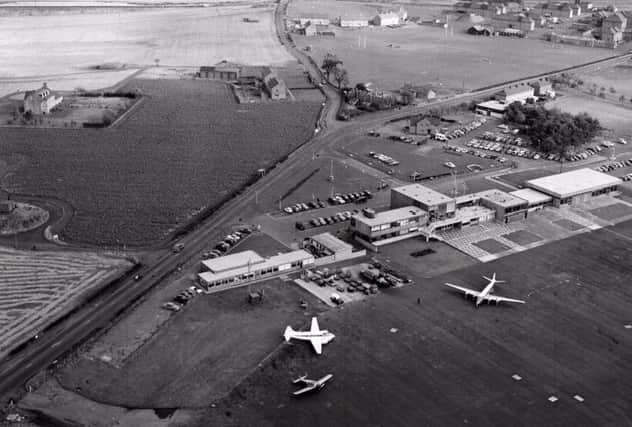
xmin=444 ymin=283 xmax=480 ymax=297
xmin=482 ymin=294 xmax=526 ymax=304
xmin=310 ymin=317 xmax=320 ymax=333
xmin=293 ymin=384 xmax=317 ymax=396
xmin=310 ymin=338 xmax=323 ymax=355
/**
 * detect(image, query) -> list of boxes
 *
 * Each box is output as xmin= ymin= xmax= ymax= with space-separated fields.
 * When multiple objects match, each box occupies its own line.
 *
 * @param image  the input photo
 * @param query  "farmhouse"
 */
xmin=374 ymin=12 xmax=400 ymax=26
xmin=262 ymin=70 xmax=287 ymax=100
xmin=526 ymin=168 xmax=621 ymax=207
xmin=495 ymin=85 xmax=535 ymax=104
xmin=23 ymin=83 xmax=63 ymax=115
xmin=198 ymin=249 xmax=314 ymax=290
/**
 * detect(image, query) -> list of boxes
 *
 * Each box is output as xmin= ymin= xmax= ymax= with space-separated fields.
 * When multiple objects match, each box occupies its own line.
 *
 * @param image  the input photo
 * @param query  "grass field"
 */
xmin=0 ymin=5 xmax=293 ymax=96
xmin=0 ymin=247 xmax=131 ymax=359
xmin=188 ymin=219 xmax=632 ymax=427
xmin=294 ymin=23 xmax=613 ymax=91
xmin=57 ymin=278 xmax=329 ymax=408
xmin=547 ymin=93 xmax=632 ymax=134
xmin=0 ymin=79 xmax=321 ymax=247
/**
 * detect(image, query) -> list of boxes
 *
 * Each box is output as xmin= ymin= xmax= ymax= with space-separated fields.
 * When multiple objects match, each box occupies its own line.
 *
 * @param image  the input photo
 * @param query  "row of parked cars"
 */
xmin=595 ymin=158 xmax=632 ymax=173
xmin=308 ymin=269 xmax=377 ymax=296
xmin=481 ymin=132 xmax=527 ymax=146
xmin=162 ymin=285 xmax=203 ymax=312
xmin=202 ymin=227 xmax=252 ymax=259
xmin=295 ymin=210 xmax=354 ymax=230
xmin=328 ymin=190 xmax=373 ymax=205
xmin=445 ymin=144 xmax=505 ymax=163
xmin=283 ymin=200 xmax=326 ymax=214
xmin=433 ymin=117 xmax=487 ymax=141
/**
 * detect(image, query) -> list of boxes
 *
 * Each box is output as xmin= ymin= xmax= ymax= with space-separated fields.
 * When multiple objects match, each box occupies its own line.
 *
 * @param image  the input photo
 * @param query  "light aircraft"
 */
xmin=444 ymin=273 xmax=525 ymax=307
xmin=291 ymin=373 xmax=334 ymax=396
xmin=283 ymin=317 xmax=335 ymax=354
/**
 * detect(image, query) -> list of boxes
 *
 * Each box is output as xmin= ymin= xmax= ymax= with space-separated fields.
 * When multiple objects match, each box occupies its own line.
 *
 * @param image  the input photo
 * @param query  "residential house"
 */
xmin=301 ymin=22 xmax=318 ymax=36
xmin=263 ymin=70 xmax=287 ymax=100
xmin=408 ymin=115 xmax=443 ymax=135
xmin=601 ymin=11 xmax=627 ymax=45
xmin=495 ymin=85 xmax=534 ymax=104
xmin=23 ymin=83 xmax=63 ymax=115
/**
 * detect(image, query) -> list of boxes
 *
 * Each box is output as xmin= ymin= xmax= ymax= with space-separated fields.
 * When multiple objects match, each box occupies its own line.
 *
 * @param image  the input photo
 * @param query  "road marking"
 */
xmin=51 ymin=340 xmax=62 ymax=348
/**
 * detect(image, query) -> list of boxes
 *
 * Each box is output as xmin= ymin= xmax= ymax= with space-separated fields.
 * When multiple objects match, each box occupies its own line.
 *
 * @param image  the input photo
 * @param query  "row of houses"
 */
xmin=350 ymin=168 xmax=621 ymax=250
xmin=198 ymin=61 xmax=287 ymax=100
xmin=293 ymin=6 xmax=407 ymax=30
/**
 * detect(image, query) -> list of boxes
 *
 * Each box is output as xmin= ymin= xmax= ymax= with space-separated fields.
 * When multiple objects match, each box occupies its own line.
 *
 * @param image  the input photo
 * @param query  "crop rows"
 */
xmin=0 ymin=248 xmax=131 ymax=357
xmin=0 ymin=79 xmax=321 ymax=248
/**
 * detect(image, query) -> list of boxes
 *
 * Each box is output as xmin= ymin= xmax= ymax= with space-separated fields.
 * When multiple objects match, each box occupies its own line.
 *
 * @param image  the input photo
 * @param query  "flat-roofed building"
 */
xmin=526 ymin=168 xmax=621 ymax=207
xmin=350 ymin=206 xmax=427 ymax=248
xmin=510 ymin=188 xmax=552 ymax=211
xmin=475 ymin=100 xmax=508 ymax=118
xmin=302 ymin=232 xmax=366 ymax=263
xmin=199 ymin=250 xmax=314 ymax=290
xmin=477 ymin=189 xmax=529 ymax=222
xmin=297 ymin=16 xmax=330 ymax=26
xmin=391 ymin=184 xmax=456 ymax=221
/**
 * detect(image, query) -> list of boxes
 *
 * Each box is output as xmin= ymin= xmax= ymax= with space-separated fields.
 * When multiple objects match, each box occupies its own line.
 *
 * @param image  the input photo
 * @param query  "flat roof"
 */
xmin=526 ymin=168 xmax=622 ymax=199
xmin=201 ymin=250 xmax=264 ymax=273
xmin=476 ymin=100 xmax=508 ymax=111
xmin=310 ymin=232 xmax=353 ymax=253
xmin=510 ymin=188 xmax=552 ymax=205
xmin=477 ymin=189 xmax=528 ymax=208
xmin=353 ymin=206 xmax=426 ymax=227
xmin=393 ymin=184 xmax=454 ymax=206
xmin=199 ymin=250 xmax=313 ymax=283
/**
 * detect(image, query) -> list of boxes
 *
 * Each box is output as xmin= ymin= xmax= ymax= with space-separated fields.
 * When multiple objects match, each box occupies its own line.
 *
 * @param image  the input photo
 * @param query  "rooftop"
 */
xmin=353 ymin=206 xmax=426 ymax=227
xmin=510 ymin=188 xmax=552 ymax=205
xmin=310 ymin=232 xmax=353 ymax=253
xmin=526 ymin=168 xmax=622 ymax=198
xmin=393 ymin=184 xmax=454 ymax=206
xmin=201 ymin=250 xmax=264 ymax=273
xmin=476 ymin=100 xmax=508 ymax=111
xmin=199 ymin=250 xmax=313 ymax=283
xmin=477 ymin=189 xmax=528 ymax=207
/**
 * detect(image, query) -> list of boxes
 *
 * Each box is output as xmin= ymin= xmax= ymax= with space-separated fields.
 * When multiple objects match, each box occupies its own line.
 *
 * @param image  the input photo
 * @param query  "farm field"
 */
xmin=293 ymin=24 xmax=613 ymax=92
xmin=188 ymin=219 xmax=632 ymax=427
xmin=0 ymin=5 xmax=293 ymax=96
xmin=0 ymin=79 xmax=322 ymax=247
xmin=546 ymin=92 xmax=632 ymax=134
xmin=0 ymin=247 xmax=132 ymax=359
xmin=57 ymin=278 xmax=329 ymax=408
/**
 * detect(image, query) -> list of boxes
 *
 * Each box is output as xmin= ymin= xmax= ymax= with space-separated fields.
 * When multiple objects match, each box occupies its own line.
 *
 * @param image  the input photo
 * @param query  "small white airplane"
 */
xmin=283 ymin=317 xmax=335 ymax=355
xmin=444 ymin=273 xmax=525 ymax=307
xmin=291 ymin=373 xmax=334 ymax=396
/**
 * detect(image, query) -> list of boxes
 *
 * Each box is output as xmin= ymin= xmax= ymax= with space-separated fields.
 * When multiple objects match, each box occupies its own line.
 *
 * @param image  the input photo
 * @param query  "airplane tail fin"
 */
xmin=284 ymin=326 xmax=294 ymax=342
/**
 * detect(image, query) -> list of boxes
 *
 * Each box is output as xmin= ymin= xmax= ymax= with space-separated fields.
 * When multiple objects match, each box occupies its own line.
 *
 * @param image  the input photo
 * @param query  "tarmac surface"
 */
xmin=190 ymin=220 xmax=632 ymax=427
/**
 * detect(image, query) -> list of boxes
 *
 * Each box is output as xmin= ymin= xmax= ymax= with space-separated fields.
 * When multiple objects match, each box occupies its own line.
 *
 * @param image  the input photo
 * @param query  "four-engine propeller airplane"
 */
xmin=284 ymin=317 xmax=335 ymax=355
xmin=291 ymin=373 xmax=334 ymax=396
xmin=444 ymin=273 xmax=525 ymax=307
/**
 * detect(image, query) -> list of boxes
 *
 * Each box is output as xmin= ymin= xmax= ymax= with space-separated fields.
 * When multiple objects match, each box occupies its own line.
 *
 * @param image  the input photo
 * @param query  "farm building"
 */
xmin=263 ymin=70 xmax=287 ymax=100
xmin=534 ymin=1 xmax=575 ymax=18
xmin=374 ymin=12 xmax=400 ymax=26
xmin=468 ymin=25 xmax=495 ymax=35
xmin=198 ymin=249 xmax=314 ymax=290
xmin=391 ymin=184 xmax=456 ymax=222
xmin=350 ymin=206 xmax=427 ymax=248
xmin=199 ymin=61 xmax=242 ymax=81
xmin=475 ymin=100 xmax=509 ymax=117
xmin=297 ymin=16 xmax=330 ymax=26
xmin=495 ymin=85 xmax=535 ymax=104
xmin=526 ymin=168 xmax=622 ymax=207
xmin=23 ymin=83 xmax=63 ymax=115
xmin=491 ymin=13 xmax=536 ymax=31
xmin=338 ymin=16 xmax=370 ymax=27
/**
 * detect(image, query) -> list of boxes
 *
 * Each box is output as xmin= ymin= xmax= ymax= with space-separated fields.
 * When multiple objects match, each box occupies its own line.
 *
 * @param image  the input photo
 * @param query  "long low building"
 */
xmin=526 ymin=168 xmax=622 ymax=207
xmin=199 ymin=250 xmax=314 ymax=290
xmin=350 ymin=206 xmax=427 ymax=247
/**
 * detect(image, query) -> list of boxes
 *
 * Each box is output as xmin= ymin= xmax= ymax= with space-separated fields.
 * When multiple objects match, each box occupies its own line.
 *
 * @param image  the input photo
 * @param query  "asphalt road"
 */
xmin=1 ymin=6 xmax=631 ymax=404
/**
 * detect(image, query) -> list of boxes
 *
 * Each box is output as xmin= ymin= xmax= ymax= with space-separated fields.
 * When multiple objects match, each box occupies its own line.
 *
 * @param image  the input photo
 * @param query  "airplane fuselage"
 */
xmin=476 ymin=282 xmax=496 ymax=306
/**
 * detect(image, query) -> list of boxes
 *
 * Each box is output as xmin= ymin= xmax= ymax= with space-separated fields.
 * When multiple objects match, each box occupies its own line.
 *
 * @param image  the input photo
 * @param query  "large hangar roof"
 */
xmin=526 ymin=168 xmax=621 ymax=199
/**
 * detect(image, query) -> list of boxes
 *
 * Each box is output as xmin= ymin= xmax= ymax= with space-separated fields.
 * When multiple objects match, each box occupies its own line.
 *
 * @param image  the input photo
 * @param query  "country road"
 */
xmin=1 ymin=2 xmax=631 ymax=405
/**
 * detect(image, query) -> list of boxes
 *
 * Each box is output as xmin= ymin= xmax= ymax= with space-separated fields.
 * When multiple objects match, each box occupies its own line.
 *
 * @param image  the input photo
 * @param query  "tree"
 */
xmin=620 ymin=95 xmax=626 ymax=103
xmin=333 ymin=66 xmax=349 ymax=89
xmin=321 ymin=53 xmax=342 ymax=82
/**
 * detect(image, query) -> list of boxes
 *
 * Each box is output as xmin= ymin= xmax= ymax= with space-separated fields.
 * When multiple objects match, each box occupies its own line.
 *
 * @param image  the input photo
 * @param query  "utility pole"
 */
xmin=328 ymin=159 xmax=334 ymax=182
xmin=255 ymin=190 xmax=258 ymax=205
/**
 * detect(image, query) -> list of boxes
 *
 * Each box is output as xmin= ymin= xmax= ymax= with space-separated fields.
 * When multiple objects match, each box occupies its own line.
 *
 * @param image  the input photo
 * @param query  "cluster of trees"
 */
xmin=321 ymin=53 xmax=349 ymax=89
xmin=505 ymin=102 xmax=600 ymax=155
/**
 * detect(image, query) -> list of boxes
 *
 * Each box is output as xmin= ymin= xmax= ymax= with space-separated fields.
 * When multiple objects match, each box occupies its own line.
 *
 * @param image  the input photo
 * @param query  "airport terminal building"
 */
xmin=526 ymin=168 xmax=621 ymax=207
xmin=198 ymin=249 xmax=314 ymax=291
xmin=350 ymin=206 xmax=427 ymax=248
xmin=391 ymin=184 xmax=456 ymax=222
